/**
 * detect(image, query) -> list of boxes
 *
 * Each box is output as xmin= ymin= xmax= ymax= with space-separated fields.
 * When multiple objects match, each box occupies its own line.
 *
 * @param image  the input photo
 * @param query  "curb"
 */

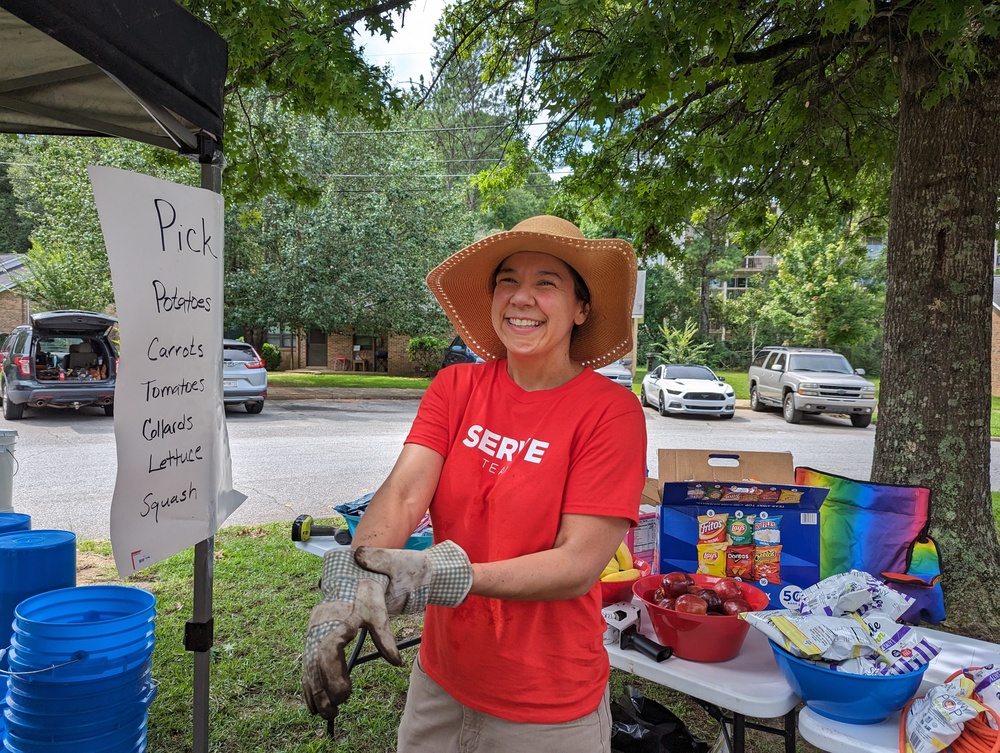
xmin=266 ymin=386 xmax=426 ymax=401
xmin=266 ymin=388 xmax=754 ymax=407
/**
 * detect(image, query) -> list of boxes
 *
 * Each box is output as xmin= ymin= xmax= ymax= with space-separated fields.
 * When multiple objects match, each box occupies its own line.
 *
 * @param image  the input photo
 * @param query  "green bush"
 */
xmin=260 ymin=342 xmax=281 ymax=371
xmin=407 ymin=335 xmax=449 ymax=376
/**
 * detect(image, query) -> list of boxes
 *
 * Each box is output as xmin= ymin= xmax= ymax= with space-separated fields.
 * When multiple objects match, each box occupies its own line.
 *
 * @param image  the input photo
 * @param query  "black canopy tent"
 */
xmin=0 ymin=0 xmax=225 ymax=153
xmin=0 ymin=2 xmax=227 ymax=751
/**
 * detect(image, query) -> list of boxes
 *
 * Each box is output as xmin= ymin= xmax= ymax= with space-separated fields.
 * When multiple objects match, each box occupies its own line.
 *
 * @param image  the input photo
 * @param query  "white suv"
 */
xmin=747 ymin=347 xmax=877 ymax=427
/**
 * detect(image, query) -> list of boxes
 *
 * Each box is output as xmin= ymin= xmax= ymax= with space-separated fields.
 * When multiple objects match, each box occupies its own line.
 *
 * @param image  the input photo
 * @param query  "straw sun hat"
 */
xmin=426 ymin=215 xmax=637 ymax=369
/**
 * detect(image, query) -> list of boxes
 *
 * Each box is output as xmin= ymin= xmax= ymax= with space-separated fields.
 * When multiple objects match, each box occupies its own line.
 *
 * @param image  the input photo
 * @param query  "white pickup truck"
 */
xmin=747 ymin=346 xmax=877 ymax=427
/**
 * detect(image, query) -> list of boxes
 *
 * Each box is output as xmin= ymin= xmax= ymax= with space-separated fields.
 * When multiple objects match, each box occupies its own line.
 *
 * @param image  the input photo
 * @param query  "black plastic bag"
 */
xmin=611 ymin=686 xmax=709 ymax=753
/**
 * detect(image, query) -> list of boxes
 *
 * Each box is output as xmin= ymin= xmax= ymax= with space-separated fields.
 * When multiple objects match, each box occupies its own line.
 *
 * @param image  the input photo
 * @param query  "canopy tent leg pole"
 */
xmin=189 ymin=537 xmax=214 ymax=753
xmin=187 ymin=136 xmax=223 ymax=753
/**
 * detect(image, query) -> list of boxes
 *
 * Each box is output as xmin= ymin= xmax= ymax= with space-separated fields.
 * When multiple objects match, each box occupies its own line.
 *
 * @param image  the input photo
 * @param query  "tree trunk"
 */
xmin=873 ymin=38 xmax=1000 ymax=638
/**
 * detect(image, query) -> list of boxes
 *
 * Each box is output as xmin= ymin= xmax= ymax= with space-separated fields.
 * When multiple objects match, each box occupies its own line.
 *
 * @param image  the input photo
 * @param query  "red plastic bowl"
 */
xmin=599 ymin=559 xmax=652 ymax=605
xmin=631 ymin=573 xmax=770 ymax=662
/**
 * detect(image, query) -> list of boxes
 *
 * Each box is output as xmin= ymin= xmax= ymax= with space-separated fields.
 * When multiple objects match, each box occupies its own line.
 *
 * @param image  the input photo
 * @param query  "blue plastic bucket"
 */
xmin=5 ymin=701 xmax=148 ymax=742
xmin=3 ymin=715 xmax=146 ymax=752
xmin=6 ymin=658 xmax=150 ymax=697
xmin=0 ymin=530 xmax=75 ymax=668
xmin=10 ymin=613 xmax=155 ymax=662
xmin=7 ymin=677 xmax=154 ymax=719
xmin=0 ymin=514 xmax=29 ymax=535
xmin=7 ymin=586 xmax=155 ymax=682
xmin=6 ymin=636 xmax=154 ymax=682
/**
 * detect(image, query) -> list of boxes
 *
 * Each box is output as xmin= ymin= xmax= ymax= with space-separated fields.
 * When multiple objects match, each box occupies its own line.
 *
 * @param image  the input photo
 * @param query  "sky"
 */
xmin=357 ymin=0 xmax=445 ymax=87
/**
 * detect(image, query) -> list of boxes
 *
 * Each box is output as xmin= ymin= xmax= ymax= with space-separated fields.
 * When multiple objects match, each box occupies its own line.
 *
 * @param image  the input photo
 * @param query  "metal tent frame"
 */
xmin=0 ymin=2 xmax=227 ymax=751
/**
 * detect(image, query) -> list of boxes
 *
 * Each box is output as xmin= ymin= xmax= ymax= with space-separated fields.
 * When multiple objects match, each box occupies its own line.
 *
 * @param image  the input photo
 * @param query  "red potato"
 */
xmin=659 ymin=571 xmax=694 ymax=599
xmin=722 ymin=598 xmax=752 ymax=615
xmin=674 ymin=594 xmax=708 ymax=615
xmin=697 ymin=588 xmax=724 ymax=614
xmin=713 ymin=577 xmax=744 ymax=602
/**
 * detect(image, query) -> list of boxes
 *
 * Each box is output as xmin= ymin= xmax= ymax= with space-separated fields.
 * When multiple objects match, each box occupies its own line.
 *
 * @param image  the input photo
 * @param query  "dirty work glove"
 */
xmin=301 ymin=548 xmax=401 ymax=722
xmin=354 ymin=540 xmax=473 ymax=615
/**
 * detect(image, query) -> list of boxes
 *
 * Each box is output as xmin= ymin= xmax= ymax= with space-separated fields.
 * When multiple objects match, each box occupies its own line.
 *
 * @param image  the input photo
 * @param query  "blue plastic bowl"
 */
xmin=768 ymin=640 xmax=929 ymax=724
xmin=341 ymin=514 xmax=432 ymax=551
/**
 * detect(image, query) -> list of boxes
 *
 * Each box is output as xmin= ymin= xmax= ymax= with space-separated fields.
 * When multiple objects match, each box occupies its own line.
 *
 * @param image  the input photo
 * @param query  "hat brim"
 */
xmin=427 ymin=229 xmax=636 ymax=369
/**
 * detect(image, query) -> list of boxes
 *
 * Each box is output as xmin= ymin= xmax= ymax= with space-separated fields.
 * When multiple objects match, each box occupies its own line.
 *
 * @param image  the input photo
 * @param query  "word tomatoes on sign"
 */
xmin=658 ymin=479 xmax=829 ymax=609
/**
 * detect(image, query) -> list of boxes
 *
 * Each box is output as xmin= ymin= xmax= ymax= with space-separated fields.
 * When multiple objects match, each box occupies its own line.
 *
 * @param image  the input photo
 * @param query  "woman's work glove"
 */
xmin=301 ymin=548 xmax=404 ymax=721
xmin=354 ymin=539 xmax=473 ymax=614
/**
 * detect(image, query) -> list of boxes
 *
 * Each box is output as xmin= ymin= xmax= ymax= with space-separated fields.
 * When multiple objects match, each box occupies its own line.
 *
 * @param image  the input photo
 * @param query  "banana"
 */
xmin=602 ymin=568 xmax=641 ymax=582
xmin=600 ymin=558 xmax=620 ymax=579
xmin=614 ymin=541 xmax=633 ymax=571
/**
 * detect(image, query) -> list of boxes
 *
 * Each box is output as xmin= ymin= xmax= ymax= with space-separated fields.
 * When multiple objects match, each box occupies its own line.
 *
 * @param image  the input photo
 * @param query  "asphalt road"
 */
xmin=3 ymin=397 xmax=995 ymax=540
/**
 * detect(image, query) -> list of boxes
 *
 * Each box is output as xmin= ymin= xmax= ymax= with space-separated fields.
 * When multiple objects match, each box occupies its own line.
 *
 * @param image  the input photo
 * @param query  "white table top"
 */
xmin=608 ymin=601 xmax=800 ymax=719
xmin=294 ymin=537 xmax=346 ymax=557
xmin=798 ymin=627 xmax=1000 ymax=753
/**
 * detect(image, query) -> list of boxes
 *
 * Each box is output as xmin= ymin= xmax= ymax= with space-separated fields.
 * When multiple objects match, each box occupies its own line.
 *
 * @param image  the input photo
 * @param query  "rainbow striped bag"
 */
xmin=795 ymin=466 xmax=945 ymax=624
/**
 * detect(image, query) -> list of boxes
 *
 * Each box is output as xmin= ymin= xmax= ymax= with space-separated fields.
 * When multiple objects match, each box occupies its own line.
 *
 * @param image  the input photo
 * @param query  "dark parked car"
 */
xmin=441 ymin=335 xmax=484 ymax=368
xmin=223 ymin=339 xmax=267 ymax=414
xmin=0 ymin=310 xmax=118 ymax=419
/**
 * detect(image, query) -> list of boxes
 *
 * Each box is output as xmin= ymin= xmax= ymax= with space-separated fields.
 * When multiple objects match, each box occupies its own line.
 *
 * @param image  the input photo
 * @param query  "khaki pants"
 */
xmin=397 ymin=655 xmax=611 ymax=753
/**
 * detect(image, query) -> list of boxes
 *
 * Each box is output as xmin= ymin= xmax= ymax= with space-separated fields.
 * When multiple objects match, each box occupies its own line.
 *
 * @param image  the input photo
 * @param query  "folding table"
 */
xmin=798 ymin=627 xmax=1000 ymax=753
xmin=296 ymin=537 xmax=800 ymax=752
xmin=607 ymin=607 xmax=799 ymax=753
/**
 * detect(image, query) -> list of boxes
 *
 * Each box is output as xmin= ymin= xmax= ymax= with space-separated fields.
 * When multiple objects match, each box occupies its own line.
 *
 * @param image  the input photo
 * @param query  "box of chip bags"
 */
xmin=656 ymin=450 xmax=830 ymax=609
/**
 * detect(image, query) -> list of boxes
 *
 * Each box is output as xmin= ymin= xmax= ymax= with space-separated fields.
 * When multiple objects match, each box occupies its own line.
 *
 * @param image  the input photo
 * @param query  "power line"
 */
xmin=329 ymin=121 xmax=552 ymax=136
xmin=318 ymin=170 xmax=569 ymax=179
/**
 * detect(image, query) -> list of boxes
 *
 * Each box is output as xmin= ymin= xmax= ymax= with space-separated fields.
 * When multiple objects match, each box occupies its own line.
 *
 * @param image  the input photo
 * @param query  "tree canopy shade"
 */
xmin=444 ymin=1 xmax=1000 ymax=634
xmin=0 ymin=0 xmax=225 ymax=153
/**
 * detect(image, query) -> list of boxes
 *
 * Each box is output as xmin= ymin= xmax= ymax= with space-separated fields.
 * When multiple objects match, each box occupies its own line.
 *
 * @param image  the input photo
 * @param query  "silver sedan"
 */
xmin=640 ymin=363 xmax=736 ymax=419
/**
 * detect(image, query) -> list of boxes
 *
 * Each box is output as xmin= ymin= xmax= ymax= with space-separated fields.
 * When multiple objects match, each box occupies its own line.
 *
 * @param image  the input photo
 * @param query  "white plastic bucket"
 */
xmin=0 ymin=430 xmax=17 ymax=513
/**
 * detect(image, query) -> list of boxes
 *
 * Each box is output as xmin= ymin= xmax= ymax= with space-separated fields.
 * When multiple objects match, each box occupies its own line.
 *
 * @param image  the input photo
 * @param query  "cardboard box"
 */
xmin=657 ymin=449 xmax=794 ymax=485
xmin=625 ymin=502 xmax=659 ymax=574
xmin=655 ymin=450 xmax=829 ymax=609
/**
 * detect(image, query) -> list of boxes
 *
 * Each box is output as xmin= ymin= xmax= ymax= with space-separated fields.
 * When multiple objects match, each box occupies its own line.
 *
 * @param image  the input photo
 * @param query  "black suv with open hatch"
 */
xmin=0 ymin=310 xmax=118 ymax=419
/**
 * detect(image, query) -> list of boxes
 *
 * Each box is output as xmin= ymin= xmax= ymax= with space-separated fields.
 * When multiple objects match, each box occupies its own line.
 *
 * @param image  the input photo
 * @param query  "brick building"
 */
xmin=0 ymin=255 xmax=30 ymax=338
xmin=273 ymin=329 xmax=424 ymax=376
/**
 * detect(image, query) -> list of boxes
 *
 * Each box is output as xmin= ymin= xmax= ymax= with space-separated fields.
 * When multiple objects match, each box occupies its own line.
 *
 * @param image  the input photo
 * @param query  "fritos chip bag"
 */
xmin=698 ymin=513 xmax=728 ymax=544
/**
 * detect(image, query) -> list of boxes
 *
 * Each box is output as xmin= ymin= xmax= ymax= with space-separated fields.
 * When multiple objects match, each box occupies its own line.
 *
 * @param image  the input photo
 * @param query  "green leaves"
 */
xmin=650 ymin=318 xmax=713 ymax=363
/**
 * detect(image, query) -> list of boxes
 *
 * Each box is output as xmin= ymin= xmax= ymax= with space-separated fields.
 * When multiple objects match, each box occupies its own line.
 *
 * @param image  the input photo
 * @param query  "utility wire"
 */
xmin=317 ymin=169 xmax=569 ymax=179
xmin=329 ymin=121 xmax=552 ymax=136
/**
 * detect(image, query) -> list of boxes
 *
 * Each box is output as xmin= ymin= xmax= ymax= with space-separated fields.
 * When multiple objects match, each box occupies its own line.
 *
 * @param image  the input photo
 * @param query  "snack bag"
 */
xmin=905 ymin=675 xmax=985 ymax=753
xmin=768 ymin=612 xmax=876 ymax=660
xmin=697 ymin=513 xmax=728 ymax=545
xmin=696 ymin=543 xmax=727 ymax=576
xmin=726 ymin=545 xmax=754 ymax=579
xmin=753 ymin=514 xmax=782 ymax=545
xmin=851 ymin=611 xmax=941 ymax=674
xmin=754 ymin=545 xmax=782 ymax=584
xmin=727 ymin=514 xmax=754 ymax=546
xmin=796 ymin=571 xmax=873 ymax=616
xmin=969 ymin=663 xmax=1000 ymax=729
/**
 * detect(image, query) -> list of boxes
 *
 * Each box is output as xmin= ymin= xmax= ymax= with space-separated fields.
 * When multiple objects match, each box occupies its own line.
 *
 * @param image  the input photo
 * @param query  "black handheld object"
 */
xmin=291 ymin=514 xmax=342 ymax=542
xmin=619 ymin=626 xmax=673 ymax=662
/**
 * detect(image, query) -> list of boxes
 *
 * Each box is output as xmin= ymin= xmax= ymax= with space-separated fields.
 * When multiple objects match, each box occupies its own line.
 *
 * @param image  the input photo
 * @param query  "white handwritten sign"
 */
xmin=89 ymin=167 xmax=246 ymax=577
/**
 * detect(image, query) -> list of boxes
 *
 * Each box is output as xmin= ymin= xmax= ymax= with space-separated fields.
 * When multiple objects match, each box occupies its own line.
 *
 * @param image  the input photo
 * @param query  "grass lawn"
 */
xmin=78 ymin=525 xmax=806 ymax=752
xmin=82 ymin=501 xmax=1000 ymax=752
xmin=268 ymin=371 xmax=431 ymax=390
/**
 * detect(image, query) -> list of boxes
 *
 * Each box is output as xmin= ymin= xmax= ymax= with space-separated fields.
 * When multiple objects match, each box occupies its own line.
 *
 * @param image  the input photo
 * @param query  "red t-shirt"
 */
xmin=405 ymin=359 xmax=647 ymax=723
